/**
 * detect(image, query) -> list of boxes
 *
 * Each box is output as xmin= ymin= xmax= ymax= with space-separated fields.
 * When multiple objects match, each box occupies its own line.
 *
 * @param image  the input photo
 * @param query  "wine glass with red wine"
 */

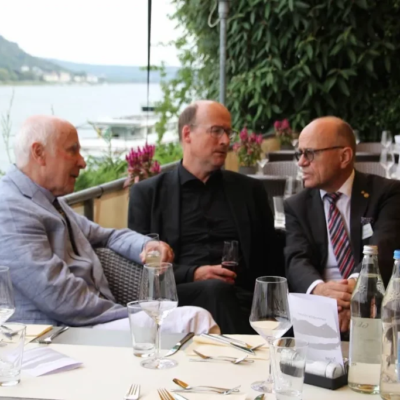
xmin=221 ymin=240 xmax=239 ymax=272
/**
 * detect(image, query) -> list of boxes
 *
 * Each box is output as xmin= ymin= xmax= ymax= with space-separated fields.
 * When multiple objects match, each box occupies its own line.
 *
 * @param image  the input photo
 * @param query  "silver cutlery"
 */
xmin=158 ymin=388 xmax=188 ymax=400
xmin=124 ymin=383 xmax=140 ymax=400
xmin=38 ymin=326 xmax=69 ymax=344
xmin=201 ymin=333 xmax=255 ymax=354
xmin=172 ymin=378 xmax=240 ymax=394
xmin=193 ymin=349 xmax=253 ymax=364
xmin=164 ymin=332 xmax=194 ymax=357
xmin=221 ymin=335 xmax=265 ymax=351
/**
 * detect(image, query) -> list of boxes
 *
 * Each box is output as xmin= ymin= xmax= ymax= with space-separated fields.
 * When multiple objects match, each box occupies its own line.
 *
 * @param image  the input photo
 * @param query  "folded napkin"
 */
xmin=24 ymin=324 xmax=53 ymax=343
xmin=185 ymin=335 xmax=269 ymax=361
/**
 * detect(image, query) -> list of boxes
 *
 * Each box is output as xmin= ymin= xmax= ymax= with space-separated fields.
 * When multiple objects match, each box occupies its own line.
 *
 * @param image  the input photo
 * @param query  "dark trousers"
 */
xmin=177 ymin=280 xmax=254 ymax=334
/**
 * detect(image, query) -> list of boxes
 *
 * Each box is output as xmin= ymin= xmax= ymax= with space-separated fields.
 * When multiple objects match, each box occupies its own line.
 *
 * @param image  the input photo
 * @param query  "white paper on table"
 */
xmin=288 ymin=293 xmax=344 ymax=367
xmin=22 ymin=347 xmax=83 ymax=377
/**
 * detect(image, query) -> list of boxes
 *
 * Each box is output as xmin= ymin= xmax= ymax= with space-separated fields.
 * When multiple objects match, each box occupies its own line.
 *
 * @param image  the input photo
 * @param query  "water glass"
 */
xmin=127 ymin=301 xmax=156 ymax=358
xmin=257 ymin=157 xmax=269 ymax=175
xmin=0 ymin=323 xmax=26 ymax=386
xmin=381 ymin=131 xmax=393 ymax=149
xmin=221 ymin=240 xmax=239 ymax=272
xmin=273 ymin=196 xmax=285 ymax=229
xmin=272 ymin=337 xmax=308 ymax=400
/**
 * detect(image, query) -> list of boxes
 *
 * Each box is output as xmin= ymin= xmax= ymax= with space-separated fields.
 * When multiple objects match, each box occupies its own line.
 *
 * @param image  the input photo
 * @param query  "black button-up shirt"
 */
xmin=177 ymin=163 xmax=243 ymax=274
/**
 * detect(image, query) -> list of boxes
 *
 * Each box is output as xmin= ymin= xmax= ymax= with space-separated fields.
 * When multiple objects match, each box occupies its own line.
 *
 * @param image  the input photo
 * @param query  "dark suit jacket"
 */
xmin=284 ymin=171 xmax=400 ymax=293
xmin=128 ymin=167 xmax=284 ymax=290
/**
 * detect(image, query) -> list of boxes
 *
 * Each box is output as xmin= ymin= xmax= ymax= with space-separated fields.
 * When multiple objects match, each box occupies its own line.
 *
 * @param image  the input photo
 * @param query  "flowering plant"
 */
xmin=232 ymin=127 xmax=263 ymax=167
xmin=123 ymin=143 xmax=161 ymax=188
xmin=274 ymin=119 xmax=294 ymax=146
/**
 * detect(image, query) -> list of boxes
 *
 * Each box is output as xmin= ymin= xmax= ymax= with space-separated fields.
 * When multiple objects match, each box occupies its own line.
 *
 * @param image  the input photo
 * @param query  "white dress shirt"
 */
xmin=307 ymin=170 xmax=358 ymax=294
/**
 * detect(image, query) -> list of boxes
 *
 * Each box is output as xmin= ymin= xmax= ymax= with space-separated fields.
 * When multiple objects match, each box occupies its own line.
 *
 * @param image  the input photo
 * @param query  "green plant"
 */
xmin=274 ymin=119 xmax=295 ymax=147
xmin=233 ymin=128 xmax=263 ymax=166
xmin=1 ymin=90 xmax=14 ymax=164
xmin=164 ymin=0 xmax=400 ymax=139
xmin=154 ymin=142 xmax=182 ymax=165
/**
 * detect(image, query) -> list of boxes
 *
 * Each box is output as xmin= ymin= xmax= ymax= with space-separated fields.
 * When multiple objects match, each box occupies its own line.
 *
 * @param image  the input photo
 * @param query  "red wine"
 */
xmin=222 ymin=261 xmax=238 ymax=272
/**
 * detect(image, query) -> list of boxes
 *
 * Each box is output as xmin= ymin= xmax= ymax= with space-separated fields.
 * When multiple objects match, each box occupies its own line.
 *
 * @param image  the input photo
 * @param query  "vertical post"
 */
xmin=83 ymin=199 xmax=94 ymax=221
xmin=218 ymin=0 xmax=229 ymax=105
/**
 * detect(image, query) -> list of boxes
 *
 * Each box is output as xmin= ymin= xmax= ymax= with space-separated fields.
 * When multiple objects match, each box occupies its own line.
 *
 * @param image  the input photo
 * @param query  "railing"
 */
xmin=62 ymin=160 xmax=179 ymax=220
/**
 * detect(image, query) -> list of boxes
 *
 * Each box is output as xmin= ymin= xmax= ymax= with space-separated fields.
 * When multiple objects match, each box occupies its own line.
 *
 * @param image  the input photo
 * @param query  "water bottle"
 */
xmin=380 ymin=250 xmax=400 ymax=399
xmin=348 ymin=245 xmax=385 ymax=394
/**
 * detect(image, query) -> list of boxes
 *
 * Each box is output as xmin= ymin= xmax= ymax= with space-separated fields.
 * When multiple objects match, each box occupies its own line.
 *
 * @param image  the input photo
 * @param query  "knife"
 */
xmin=164 ymin=332 xmax=194 ymax=357
xmin=201 ymin=333 xmax=255 ymax=354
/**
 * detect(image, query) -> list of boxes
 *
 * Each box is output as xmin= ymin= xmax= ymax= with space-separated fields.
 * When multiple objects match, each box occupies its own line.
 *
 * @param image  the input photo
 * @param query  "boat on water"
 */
xmin=77 ymin=105 xmax=178 ymax=158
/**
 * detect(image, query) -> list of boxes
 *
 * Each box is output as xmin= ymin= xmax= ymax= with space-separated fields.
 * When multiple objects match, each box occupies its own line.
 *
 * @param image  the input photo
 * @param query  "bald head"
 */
xmin=14 ymin=115 xmax=75 ymax=168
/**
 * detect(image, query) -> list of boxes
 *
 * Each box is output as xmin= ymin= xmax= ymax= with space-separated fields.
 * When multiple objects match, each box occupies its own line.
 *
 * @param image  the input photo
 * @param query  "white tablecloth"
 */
xmin=0 ymin=342 xmax=381 ymax=400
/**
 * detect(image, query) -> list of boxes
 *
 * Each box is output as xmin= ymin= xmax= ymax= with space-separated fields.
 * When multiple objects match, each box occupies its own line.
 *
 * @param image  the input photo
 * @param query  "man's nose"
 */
xmin=220 ymin=132 xmax=230 ymax=145
xmin=78 ymin=154 xmax=87 ymax=169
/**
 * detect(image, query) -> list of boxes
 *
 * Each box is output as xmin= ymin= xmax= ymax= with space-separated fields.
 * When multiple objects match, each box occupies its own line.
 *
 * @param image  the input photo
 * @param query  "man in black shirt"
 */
xmin=128 ymin=100 xmax=284 ymax=333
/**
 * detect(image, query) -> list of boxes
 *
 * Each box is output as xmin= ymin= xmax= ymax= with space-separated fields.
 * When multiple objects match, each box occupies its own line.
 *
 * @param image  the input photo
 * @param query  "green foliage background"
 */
xmin=161 ymin=0 xmax=400 ymax=140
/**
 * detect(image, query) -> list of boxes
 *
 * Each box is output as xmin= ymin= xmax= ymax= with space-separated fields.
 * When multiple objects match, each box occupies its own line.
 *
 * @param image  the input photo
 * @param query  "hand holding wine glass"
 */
xmin=139 ymin=262 xmax=178 ymax=369
xmin=221 ymin=240 xmax=239 ymax=273
xmin=249 ymin=276 xmax=292 ymax=393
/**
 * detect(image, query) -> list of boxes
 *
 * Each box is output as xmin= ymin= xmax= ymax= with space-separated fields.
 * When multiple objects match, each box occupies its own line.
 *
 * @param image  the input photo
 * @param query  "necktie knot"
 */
xmin=325 ymin=192 xmax=342 ymax=205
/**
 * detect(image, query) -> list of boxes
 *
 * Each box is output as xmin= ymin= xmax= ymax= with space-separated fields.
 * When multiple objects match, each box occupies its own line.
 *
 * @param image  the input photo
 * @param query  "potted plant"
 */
xmin=233 ymin=127 xmax=263 ymax=175
xmin=274 ymin=119 xmax=296 ymax=149
xmin=124 ymin=143 xmax=161 ymax=188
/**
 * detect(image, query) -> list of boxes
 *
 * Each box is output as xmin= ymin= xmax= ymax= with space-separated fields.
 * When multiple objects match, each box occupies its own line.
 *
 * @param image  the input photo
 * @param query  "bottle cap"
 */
xmin=394 ymin=250 xmax=400 ymax=259
xmin=363 ymin=245 xmax=378 ymax=255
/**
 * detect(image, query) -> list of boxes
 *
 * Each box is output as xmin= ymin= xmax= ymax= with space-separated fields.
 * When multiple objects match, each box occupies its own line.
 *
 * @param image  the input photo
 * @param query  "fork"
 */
xmin=38 ymin=326 xmax=69 ymax=344
xmin=124 ymin=383 xmax=140 ymax=400
xmin=158 ymin=388 xmax=188 ymax=400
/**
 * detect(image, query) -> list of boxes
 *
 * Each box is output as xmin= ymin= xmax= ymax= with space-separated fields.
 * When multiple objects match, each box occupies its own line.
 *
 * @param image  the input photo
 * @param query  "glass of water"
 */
xmin=0 ymin=267 xmax=15 ymax=325
xmin=0 ymin=323 xmax=26 ymax=386
xmin=144 ymin=233 xmax=161 ymax=266
xmin=271 ymin=337 xmax=308 ymax=400
xmin=127 ymin=301 xmax=156 ymax=358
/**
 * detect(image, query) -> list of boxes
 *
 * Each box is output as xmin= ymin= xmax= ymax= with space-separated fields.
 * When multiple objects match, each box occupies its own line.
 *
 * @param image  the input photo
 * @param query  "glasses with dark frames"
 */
xmin=294 ymin=146 xmax=345 ymax=162
xmin=190 ymin=124 xmax=237 ymax=140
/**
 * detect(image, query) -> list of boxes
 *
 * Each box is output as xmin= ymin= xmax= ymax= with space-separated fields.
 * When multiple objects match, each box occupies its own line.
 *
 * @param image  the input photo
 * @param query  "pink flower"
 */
xmin=239 ymin=128 xmax=248 ymax=142
xmin=281 ymin=119 xmax=290 ymax=130
xmin=256 ymin=134 xmax=263 ymax=145
xmin=274 ymin=120 xmax=282 ymax=130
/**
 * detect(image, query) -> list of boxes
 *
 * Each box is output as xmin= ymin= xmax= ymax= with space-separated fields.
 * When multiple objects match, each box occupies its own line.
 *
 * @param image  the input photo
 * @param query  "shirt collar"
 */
xmin=178 ymin=161 xmax=222 ymax=186
xmin=320 ymin=169 xmax=355 ymax=200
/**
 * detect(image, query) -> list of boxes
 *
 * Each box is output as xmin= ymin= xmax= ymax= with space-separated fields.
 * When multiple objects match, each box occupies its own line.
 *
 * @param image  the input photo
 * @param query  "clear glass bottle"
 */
xmin=380 ymin=250 xmax=400 ymax=399
xmin=348 ymin=245 xmax=386 ymax=394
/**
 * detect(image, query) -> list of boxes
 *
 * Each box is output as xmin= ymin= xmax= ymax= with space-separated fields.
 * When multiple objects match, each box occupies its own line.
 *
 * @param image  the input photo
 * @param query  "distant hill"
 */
xmin=47 ymin=59 xmax=180 ymax=83
xmin=0 ymin=35 xmax=68 ymax=81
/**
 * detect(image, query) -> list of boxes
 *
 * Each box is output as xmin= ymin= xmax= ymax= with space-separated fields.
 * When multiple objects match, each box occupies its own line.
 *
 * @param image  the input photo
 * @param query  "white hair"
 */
xmin=14 ymin=116 xmax=58 ymax=168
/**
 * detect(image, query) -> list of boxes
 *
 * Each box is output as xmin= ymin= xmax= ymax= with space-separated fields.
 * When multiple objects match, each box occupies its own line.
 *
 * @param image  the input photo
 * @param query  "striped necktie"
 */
xmin=325 ymin=192 xmax=355 ymax=279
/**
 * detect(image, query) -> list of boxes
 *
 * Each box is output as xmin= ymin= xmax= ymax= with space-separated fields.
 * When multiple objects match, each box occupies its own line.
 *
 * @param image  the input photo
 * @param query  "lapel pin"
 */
xmin=364 ymin=193 xmax=370 ymax=198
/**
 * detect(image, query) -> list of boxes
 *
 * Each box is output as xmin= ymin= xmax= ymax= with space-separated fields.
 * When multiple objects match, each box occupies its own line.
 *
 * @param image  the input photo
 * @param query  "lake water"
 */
xmin=0 ymin=83 xmax=163 ymax=171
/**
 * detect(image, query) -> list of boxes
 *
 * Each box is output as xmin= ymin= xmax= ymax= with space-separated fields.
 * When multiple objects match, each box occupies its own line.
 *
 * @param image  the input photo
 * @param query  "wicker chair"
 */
xmin=263 ymin=161 xmax=298 ymax=177
xmin=356 ymin=142 xmax=382 ymax=153
xmin=355 ymin=162 xmax=386 ymax=177
xmin=95 ymin=248 xmax=142 ymax=306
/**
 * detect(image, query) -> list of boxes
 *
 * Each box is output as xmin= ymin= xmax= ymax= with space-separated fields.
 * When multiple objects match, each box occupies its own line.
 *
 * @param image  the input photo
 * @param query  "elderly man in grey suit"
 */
xmin=0 ymin=115 xmax=218 ymax=333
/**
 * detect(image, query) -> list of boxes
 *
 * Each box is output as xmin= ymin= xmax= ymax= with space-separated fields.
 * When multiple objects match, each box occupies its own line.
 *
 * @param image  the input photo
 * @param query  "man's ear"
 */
xmin=181 ymin=125 xmax=191 ymax=144
xmin=340 ymin=147 xmax=353 ymax=168
xmin=31 ymin=142 xmax=46 ymax=166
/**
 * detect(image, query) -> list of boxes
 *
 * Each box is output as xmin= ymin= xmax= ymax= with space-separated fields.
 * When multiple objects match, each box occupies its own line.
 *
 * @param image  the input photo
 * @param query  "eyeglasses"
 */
xmin=190 ymin=124 xmax=237 ymax=140
xmin=294 ymin=146 xmax=345 ymax=162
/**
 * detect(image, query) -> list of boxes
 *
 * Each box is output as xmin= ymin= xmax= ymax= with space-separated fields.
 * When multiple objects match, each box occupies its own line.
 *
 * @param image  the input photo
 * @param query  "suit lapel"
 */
xmin=161 ymin=169 xmax=181 ymax=256
xmin=222 ymin=172 xmax=252 ymax=269
xmin=308 ymin=190 xmax=328 ymax=268
xmin=350 ymin=171 xmax=370 ymax=265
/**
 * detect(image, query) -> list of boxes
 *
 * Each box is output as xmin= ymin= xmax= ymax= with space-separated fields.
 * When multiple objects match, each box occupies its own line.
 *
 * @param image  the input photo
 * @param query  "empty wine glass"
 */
xmin=381 ymin=131 xmax=393 ymax=149
xmin=257 ymin=156 xmax=269 ymax=175
xmin=250 ymin=276 xmax=292 ymax=393
xmin=291 ymin=138 xmax=299 ymax=148
xmin=139 ymin=263 xmax=178 ymax=369
xmin=0 ymin=267 xmax=15 ymax=325
xmin=221 ymin=240 xmax=239 ymax=273
xmin=380 ymin=149 xmax=395 ymax=179
xmin=144 ymin=233 xmax=161 ymax=265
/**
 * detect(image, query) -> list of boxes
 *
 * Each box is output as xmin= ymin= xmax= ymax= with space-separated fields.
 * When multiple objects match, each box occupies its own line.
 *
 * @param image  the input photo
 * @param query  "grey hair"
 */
xmin=14 ymin=117 xmax=58 ymax=168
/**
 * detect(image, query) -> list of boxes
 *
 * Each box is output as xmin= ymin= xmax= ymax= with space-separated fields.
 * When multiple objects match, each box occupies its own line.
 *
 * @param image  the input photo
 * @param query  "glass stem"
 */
xmin=155 ymin=322 xmax=161 ymax=359
xmin=267 ymin=338 xmax=274 ymax=383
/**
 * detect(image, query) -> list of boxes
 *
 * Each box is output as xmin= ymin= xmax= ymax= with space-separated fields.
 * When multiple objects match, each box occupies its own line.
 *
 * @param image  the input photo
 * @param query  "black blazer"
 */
xmin=128 ymin=167 xmax=284 ymax=290
xmin=284 ymin=171 xmax=400 ymax=293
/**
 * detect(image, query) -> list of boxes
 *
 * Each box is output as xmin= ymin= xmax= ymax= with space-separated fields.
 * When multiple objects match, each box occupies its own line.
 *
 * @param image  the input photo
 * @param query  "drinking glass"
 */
xmin=221 ymin=240 xmax=239 ymax=272
xmin=353 ymin=130 xmax=361 ymax=145
xmin=380 ymin=149 xmax=395 ymax=179
xmin=0 ymin=267 xmax=15 ymax=325
xmin=271 ymin=337 xmax=308 ymax=400
xmin=144 ymin=233 xmax=161 ymax=265
xmin=381 ymin=131 xmax=393 ymax=149
xmin=250 ymin=276 xmax=292 ymax=393
xmin=273 ymin=197 xmax=285 ymax=229
xmin=257 ymin=156 xmax=269 ymax=175
xmin=139 ymin=263 xmax=178 ymax=369
xmin=291 ymin=138 xmax=299 ymax=148
xmin=0 ymin=323 xmax=25 ymax=386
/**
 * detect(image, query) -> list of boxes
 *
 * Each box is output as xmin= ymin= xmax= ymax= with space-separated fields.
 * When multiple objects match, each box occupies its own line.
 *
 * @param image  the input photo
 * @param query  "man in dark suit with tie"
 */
xmin=285 ymin=116 xmax=400 ymax=331
xmin=128 ymin=100 xmax=284 ymax=333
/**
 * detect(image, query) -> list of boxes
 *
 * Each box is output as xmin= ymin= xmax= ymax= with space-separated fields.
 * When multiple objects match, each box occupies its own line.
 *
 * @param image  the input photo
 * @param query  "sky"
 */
xmin=0 ymin=0 xmax=183 ymax=66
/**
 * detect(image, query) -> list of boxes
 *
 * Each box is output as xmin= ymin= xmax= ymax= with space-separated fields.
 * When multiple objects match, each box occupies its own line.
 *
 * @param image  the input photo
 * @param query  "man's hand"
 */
xmin=339 ymin=309 xmax=350 ymax=333
xmin=140 ymin=241 xmax=174 ymax=263
xmin=312 ymin=280 xmax=353 ymax=309
xmin=194 ymin=265 xmax=236 ymax=284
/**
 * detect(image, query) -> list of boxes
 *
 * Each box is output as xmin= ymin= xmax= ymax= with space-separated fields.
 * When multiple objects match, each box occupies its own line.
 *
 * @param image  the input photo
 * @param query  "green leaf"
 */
xmin=250 ymin=11 xmax=256 ymax=25
xmin=315 ymin=62 xmax=322 ymax=78
xmin=303 ymin=65 xmax=311 ymax=76
xmin=325 ymin=76 xmax=337 ymax=92
xmin=266 ymin=72 xmax=274 ymax=86
xmin=356 ymin=0 xmax=368 ymax=9
xmin=306 ymin=44 xmax=313 ymax=59
xmin=366 ymin=59 xmax=374 ymax=73
xmin=384 ymin=56 xmax=391 ymax=72
xmin=347 ymin=49 xmax=356 ymax=64
xmin=330 ymin=43 xmax=342 ymax=56
xmin=293 ymin=13 xmax=300 ymax=29
xmin=272 ymin=104 xmax=281 ymax=113
xmin=338 ymin=78 xmax=350 ymax=96
xmin=383 ymin=42 xmax=395 ymax=51
xmin=272 ymin=58 xmax=282 ymax=70
xmin=289 ymin=0 xmax=294 ymax=11
xmin=265 ymin=2 xmax=271 ymax=19
xmin=308 ymin=82 xmax=313 ymax=96
xmin=296 ymin=1 xmax=310 ymax=9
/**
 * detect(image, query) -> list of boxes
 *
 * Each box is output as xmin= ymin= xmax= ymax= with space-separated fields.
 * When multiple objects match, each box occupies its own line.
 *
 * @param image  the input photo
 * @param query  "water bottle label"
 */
xmin=350 ymin=317 xmax=382 ymax=364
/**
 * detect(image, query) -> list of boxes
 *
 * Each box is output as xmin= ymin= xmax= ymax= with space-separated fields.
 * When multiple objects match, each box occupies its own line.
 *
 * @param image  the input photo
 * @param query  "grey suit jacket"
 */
xmin=0 ymin=165 xmax=149 ymax=326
